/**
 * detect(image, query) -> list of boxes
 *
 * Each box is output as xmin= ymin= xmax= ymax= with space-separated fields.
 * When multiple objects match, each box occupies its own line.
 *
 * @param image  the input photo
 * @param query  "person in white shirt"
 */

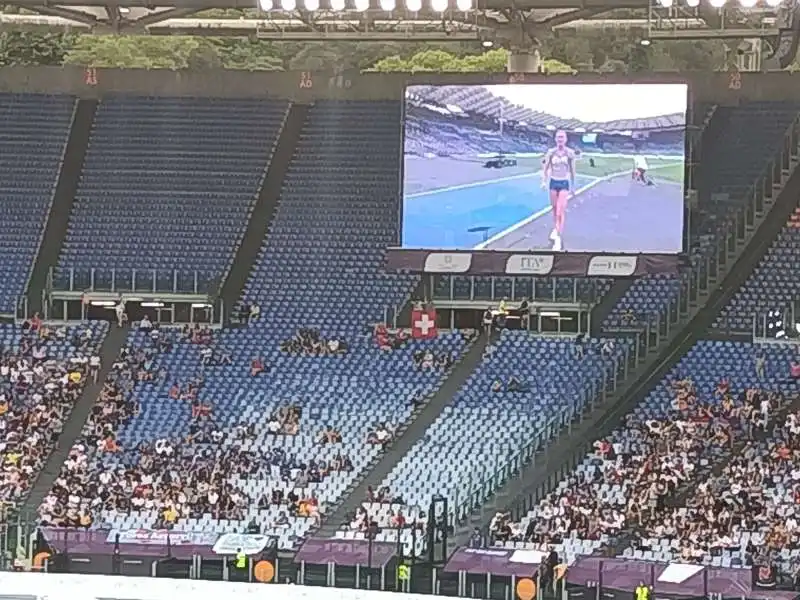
xmin=632 ymin=155 xmax=653 ymax=186
xmin=115 ymin=302 xmax=127 ymax=327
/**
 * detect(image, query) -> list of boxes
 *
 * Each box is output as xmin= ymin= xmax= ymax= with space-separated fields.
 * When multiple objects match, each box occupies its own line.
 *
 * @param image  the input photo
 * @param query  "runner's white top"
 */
xmin=544 ymin=147 xmax=575 ymax=181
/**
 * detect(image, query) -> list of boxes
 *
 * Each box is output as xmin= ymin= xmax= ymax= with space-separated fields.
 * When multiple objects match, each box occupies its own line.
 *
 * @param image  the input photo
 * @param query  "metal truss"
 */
xmin=647 ymin=2 xmax=785 ymax=39
xmin=0 ymin=0 xmax=782 ymax=41
xmin=0 ymin=0 xmax=651 ymax=39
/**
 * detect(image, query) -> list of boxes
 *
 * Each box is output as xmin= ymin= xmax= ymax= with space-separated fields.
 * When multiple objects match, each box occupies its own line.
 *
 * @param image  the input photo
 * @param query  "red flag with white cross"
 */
xmin=411 ymin=308 xmax=437 ymax=340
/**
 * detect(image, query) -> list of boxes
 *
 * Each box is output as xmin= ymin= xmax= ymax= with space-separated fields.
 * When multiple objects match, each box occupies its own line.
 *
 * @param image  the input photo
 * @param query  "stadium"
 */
xmin=0 ymin=10 xmax=800 ymax=600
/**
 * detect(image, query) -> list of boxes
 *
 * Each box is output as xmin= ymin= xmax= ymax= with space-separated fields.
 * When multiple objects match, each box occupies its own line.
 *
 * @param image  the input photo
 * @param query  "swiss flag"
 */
xmin=411 ymin=308 xmax=437 ymax=340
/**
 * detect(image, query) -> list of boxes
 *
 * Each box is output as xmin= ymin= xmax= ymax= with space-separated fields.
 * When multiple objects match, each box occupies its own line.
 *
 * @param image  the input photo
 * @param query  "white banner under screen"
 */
xmin=401 ymin=83 xmax=688 ymax=254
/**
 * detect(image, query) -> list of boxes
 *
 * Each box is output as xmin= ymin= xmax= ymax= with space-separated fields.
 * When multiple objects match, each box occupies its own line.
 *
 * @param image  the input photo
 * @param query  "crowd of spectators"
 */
xmin=491 ymin=378 xmax=781 ymax=549
xmin=37 ymin=325 xmax=355 ymax=533
xmin=634 ymin=394 xmax=798 ymax=565
xmin=374 ymin=323 xmax=411 ymax=351
xmin=280 ymin=328 xmax=348 ymax=356
xmin=0 ymin=321 xmax=104 ymax=510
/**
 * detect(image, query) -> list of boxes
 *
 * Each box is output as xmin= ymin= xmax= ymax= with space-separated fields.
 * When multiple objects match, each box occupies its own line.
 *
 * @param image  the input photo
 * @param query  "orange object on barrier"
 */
xmin=253 ymin=560 xmax=275 ymax=583
xmin=32 ymin=552 xmax=51 ymax=570
xmin=516 ymin=577 xmax=536 ymax=600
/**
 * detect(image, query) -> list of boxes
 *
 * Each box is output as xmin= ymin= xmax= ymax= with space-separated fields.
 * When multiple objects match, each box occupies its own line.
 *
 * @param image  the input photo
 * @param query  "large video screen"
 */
xmin=402 ymin=83 xmax=688 ymax=254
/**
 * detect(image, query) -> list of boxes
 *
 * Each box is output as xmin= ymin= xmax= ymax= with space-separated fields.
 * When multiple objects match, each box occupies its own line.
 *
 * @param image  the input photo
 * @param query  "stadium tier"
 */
xmin=0 ymin=94 xmax=75 ymax=314
xmin=57 ymin=96 xmax=288 ymax=292
xmin=715 ymin=204 xmax=800 ymax=332
xmin=338 ymin=331 xmax=631 ymax=555
xmin=39 ymin=100 xmax=478 ymax=550
xmin=495 ymin=340 xmax=798 ymax=567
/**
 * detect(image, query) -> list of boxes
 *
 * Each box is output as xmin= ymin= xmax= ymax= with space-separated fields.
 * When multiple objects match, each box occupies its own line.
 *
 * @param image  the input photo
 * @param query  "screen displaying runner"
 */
xmin=402 ymin=83 xmax=688 ymax=253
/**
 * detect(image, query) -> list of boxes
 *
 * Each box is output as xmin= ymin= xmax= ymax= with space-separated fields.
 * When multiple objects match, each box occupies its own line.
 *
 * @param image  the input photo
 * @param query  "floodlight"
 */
xmin=280 ymin=0 xmax=296 ymax=9
xmin=739 ymin=0 xmax=757 ymax=6
xmin=380 ymin=0 xmax=395 ymax=9
xmin=406 ymin=0 xmax=422 ymax=10
xmin=304 ymin=0 xmax=319 ymax=8
xmin=709 ymin=0 xmax=725 ymax=6
xmin=456 ymin=0 xmax=472 ymax=10
xmin=766 ymin=0 xmax=782 ymax=6
xmin=354 ymin=0 xmax=369 ymax=10
xmin=431 ymin=0 xmax=448 ymax=11
xmin=657 ymin=0 xmax=673 ymax=6
xmin=330 ymin=0 xmax=345 ymax=9
xmin=685 ymin=0 xmax=700 ymax=6
xmin=258 ymin=0 xmax=273 ymax=10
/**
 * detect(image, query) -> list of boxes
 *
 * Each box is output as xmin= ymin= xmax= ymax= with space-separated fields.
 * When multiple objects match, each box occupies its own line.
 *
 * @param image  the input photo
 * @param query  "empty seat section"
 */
xmin=0 ymin=93 xmax=74 ymax=312
xmin=57 ymin=96 xmax=288 ymax=292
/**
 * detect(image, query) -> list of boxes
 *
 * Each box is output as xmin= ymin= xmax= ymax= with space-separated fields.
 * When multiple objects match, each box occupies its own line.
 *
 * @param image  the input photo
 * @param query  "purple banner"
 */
xmin=386 ymin=249 xmax=679 ymax=277
xmin=42 ymin=528 xmax=217 ymax=559
xmin=443 ymin=547 xmax=539 ymax=577
xmin=294 ymin=539 xmax=396 ymax=567
xmin=568 ymin=557 xmax=796 ymax=600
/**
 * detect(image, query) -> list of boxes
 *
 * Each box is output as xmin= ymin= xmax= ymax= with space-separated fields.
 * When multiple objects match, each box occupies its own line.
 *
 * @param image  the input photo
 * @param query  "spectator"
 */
xmin=249 ymin=303 xmax=261 ymax=323
xmin=1 ymin=325 xmax=103 ymax=511
xmin=755 ymin=352 xmax=766 ymax=380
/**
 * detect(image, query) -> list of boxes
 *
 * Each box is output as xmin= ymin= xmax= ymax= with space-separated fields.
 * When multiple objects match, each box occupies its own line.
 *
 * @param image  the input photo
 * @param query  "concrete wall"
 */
xmin=0 ymin=66 xmax=796 ymax=103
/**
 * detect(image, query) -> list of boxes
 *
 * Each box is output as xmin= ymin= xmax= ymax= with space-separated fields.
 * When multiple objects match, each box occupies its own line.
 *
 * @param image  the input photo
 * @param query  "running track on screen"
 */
xmin=402 ymin=168 xmax=684 ymax=253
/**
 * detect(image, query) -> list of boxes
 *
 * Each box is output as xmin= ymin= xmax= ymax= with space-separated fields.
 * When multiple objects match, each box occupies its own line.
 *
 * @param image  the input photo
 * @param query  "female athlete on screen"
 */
xmin=541 ymin=130 xmax=576 ymax=251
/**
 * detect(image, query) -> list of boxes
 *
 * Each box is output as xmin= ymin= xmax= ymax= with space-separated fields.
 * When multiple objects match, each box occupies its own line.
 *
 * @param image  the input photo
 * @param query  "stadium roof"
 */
xmin=408 ymin=85 xmax=685 ymax=131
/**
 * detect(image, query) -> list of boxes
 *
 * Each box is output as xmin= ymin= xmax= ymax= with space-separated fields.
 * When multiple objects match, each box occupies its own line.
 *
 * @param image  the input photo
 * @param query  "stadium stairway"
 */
xmin=13 ymin=323 xmax=128 ymax=518
xmin=591 ymin=280 xmax=634 ymax=338
xmin=26 ymin=98 xmax=98 ymax=316
xmin=313 ymin=332 xmax=489 ymax=538
xmin=218 ymin=102 xmax=309 ymax=321
xmin=450 ymin=163 xmax=800 ymax=549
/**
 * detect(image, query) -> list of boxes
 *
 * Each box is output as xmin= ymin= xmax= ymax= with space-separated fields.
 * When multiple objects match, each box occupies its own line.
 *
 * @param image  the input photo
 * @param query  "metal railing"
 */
xmin=447 ymin=341 xmax=631 ymax=533
xmin=431 ymin=276 xmax=603 ymax=304
xmin=48 ymin=266 xmax=216 ymax=295
xmin=752 ymin=298 xmax=800 ymax=342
